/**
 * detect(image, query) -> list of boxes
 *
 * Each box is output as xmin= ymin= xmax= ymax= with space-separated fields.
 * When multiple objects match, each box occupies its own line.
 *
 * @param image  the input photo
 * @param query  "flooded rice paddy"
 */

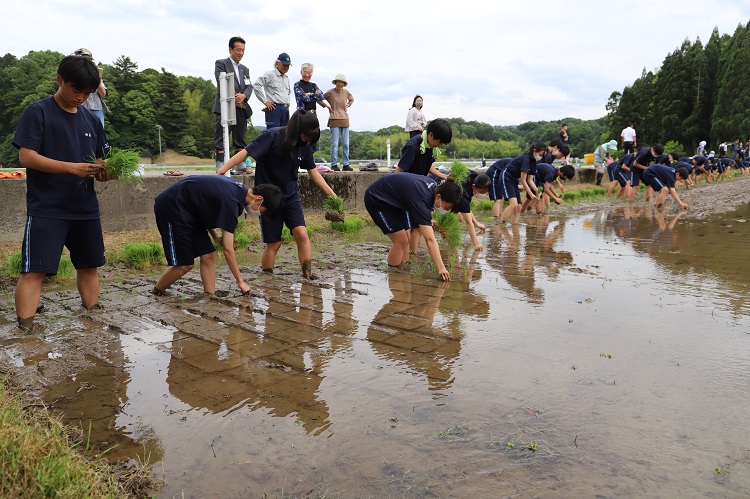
xmin=2 ymin=204 xmax=750 ymax=497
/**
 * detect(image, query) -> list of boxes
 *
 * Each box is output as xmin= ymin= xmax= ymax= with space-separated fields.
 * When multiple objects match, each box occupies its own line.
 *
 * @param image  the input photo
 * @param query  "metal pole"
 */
xmin=387 ymin=138 xmax=391 ymax=169
xmin=156 ymin=125 xmax=163 ymax=166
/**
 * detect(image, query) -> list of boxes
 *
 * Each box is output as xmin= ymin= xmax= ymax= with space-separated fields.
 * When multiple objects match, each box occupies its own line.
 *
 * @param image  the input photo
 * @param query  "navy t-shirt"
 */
xmin=365 ymin=172 xmax=437 ymax=226
xmin=155 ymin=176 xmax=249 ymax=232
xmin=455 ymin=171 xmax=482 ymax=214
xmin=674 ymin=161 xmax=694 ymax=174
xmin=645 ymin=164 xmax=676 ymax=189
xmin=247 ymin=127 xmax=315 ymax=199
xmin=720 ymin=157 xmax=733 ymax=167
xmin=13 ymin=96 xmax=108 ymax=219
xmin=504 ymin=153 xmax=537 ymax=179
xmin=633 ymin=148 xmax=655 ymax=169
xmin=534 ymin=163 xmax=559 ymax=187
xmin=654 ymin=154 xmax=669 ymax=165
xmin=397 ymin=133 xmax=435 ymax=176
xmin=617 ymin=153 xmax=635 ymax=168
xmin=486 ymin=158 xmax=512 ymax=177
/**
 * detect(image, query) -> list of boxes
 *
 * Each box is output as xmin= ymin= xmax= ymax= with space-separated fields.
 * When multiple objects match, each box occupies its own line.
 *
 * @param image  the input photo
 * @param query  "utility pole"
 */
xmin=156 ymin=124 xmax=163 ymax=166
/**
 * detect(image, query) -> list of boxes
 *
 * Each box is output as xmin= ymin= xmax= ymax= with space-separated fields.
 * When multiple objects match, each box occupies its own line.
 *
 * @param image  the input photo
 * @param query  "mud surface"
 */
xmin=1 ymin=177 xmax=750 ymax=497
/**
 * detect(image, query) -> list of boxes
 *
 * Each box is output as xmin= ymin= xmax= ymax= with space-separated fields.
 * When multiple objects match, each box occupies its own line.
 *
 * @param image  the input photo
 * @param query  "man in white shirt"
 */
xmin=621 ymin=122 xmax=637 ymax=155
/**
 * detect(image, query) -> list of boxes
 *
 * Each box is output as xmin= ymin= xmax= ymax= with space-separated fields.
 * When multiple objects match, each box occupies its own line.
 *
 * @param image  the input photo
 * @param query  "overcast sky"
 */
xmin=2 ymin=1 xmax=749 ymax=131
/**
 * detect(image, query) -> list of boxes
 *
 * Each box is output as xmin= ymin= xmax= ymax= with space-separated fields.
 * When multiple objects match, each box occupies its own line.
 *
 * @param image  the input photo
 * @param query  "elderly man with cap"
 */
xmin=593 ymin=139 xmax=618 ymax=185
xmin=74 ymin=48 xmax=109 ymax=127
xmin=323 ymin=73 xmax=355 ymax=171
xmin=253 ymin=52 xmax=292 ymax=129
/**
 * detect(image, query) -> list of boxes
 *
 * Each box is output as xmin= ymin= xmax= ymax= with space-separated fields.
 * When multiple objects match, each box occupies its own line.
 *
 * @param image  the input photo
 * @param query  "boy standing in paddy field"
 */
xmin=12 ymin=55 xmax=112 ymax=330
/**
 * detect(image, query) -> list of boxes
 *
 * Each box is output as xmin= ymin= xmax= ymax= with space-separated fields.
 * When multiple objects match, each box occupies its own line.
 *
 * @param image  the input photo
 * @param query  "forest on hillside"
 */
xmin=607 ymin=23 xmax=750 ymax=155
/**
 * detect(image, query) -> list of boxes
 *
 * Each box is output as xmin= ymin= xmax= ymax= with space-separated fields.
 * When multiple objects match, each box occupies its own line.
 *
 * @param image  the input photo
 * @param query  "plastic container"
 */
xmin=584 ymin=153 xmax=594 ymax=165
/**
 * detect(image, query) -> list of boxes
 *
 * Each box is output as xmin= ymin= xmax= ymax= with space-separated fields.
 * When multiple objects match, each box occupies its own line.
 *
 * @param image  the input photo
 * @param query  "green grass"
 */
xmin=6 ymin=252 xmax=74 ymax=280
xmin=578 ymin=189 xmax=594 ymax=198
xmin=121 ymin=242 xmax=164 ymax=268
xmin=0 ymin=379 xmax=125 ymax=497
xmin=562 ymin=191 xmax=580 ymax=201
xmin=330 ymin=216 xmax=364 ymax=233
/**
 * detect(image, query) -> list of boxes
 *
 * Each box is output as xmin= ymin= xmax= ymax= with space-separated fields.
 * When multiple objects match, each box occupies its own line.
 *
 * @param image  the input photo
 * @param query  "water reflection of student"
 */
xmin=485 ymin=224 xmax=544 ymax=305
xmin=166 ymin=282 xmax=353 ymax=435
xmin=366 ymin=272 xmax=462 ymax=396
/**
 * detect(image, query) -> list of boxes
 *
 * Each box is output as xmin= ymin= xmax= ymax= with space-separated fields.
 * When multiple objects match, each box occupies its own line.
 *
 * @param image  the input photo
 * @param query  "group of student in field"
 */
xmin=13 ymin=53 xmax=746 ymax=330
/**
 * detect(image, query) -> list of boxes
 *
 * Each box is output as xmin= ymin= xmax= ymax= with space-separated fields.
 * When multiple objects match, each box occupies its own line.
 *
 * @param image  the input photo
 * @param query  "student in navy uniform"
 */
xmin=12 ymin=55 xmax=114 ymax=330
xmin=642 ymin=164 xmax=689 ymax=210
xmin=454 ymin=171 xmax=490 ymax=251
xmin=608 ymin=152 xmax=635 ymax=198
xmin=542 ymin=140 xmax=570 ymax=165
xmin=673 ymin=161 xmax=695 ymax=189
xmin=716 ymin=156 xmax=732 ymax=181
xmin=498 ymin=142 xmax=547 ymax=224
xmin=690 ymin=155 xmax=711 ymax=184
xmin=364 ymin=172 xmax=462 ymax=281
xmin=396 ymin=118 xmax=452 ymax=179
xmin=486 ymin=157 xmax=513 ymax=217
xmin=152 ymin=177 xmax=282 ymax=296
xmin=734 ymin=158 xmax=750 ymax=176
xmin=523 ymin=164 xmax=575 ymax=214
xmin=218 ymin=109 xmax=338 ymax=278
xmin=628 ymin=144 xmax=664 ymax=203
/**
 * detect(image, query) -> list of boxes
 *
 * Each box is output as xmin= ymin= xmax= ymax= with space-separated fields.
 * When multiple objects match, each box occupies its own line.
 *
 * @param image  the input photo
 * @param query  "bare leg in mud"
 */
xmin=261 ymin=225 xmax=316 ymax=278
xmin=386 ymin=230 xmax=410 ymax=268
xmin=15 ymin=272 xmax=44 ymax=328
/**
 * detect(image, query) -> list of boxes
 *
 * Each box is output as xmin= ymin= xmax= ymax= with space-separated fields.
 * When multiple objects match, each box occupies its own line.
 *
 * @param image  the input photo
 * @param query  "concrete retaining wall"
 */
xmin=0 ymin=172 xmax=385 ymax=244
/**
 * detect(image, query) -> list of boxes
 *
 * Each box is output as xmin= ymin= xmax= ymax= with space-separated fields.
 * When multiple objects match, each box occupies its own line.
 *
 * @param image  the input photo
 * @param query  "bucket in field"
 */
xmin=584 ymin=153 xmax=594 ymax=165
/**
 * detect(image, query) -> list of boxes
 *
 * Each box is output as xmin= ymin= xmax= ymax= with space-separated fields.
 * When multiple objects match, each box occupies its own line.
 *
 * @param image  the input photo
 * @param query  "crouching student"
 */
xmin=498 ymin=143 xmax=548 ymax=224
xmin=642 ymin=164 xmax=689 ymax=210
xmin=364 ymin=172 xmax=461 ymax=281
xmin=217 ymin=110 xmax=338 ymax=278
xmin=628 ymin=144 xmax=664 ymax=203
xmin=673 ymin=161 xmax=695 ymax=189
xmin=152 ymin=176 xmax=282 ymax=296
xmin=691 ymin=155 xmax=711 ymax=184
xmin=454 ymin=171 xmax=490 ymax=251
xmin=716 ymin=156 xmax=732 ymax=181
xmin=608 ymin=152 xmax=634 ymax=197
xmin=486 ymin=157 xmax=513 ymax=217
xmin=525 ymin=164 xmax=575 ymax=214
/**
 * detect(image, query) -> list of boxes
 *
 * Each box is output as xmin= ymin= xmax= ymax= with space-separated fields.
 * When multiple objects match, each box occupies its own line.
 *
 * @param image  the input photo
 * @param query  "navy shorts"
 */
xmin=630 ymin=168 xmax=644 ymax=187
xmin=155 ymin=207 xmax=214 ymax=267
xmin=364 ymin=195 xmax=414 ymax=234
xmin=614 ymin=167 xmax=631 ymax=187
xmin=499 ymin=169 xmax=522 ymax=203
xmin=606 ymin=162 xmax=618 ymax=182
xmin=259 ymin=194 xmax=306 ymax=244
xmin=487 ymin=166 xmax=503 ymax=201
xmin=642 ymin=170 xmax=665 ymax=192
xmin=20 ymin=216 xmax=105 ymax=275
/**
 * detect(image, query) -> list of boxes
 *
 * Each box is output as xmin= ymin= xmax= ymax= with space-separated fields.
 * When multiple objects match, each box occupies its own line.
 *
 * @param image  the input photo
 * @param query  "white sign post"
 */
xmin=218 ymin=72 xmax=237 ymax=177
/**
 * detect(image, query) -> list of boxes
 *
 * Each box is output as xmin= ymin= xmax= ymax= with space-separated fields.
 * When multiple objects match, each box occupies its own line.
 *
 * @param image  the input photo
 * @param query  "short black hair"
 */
xmin=558 ymin=145 xmax=571 ymax=157
xmin=435 ymin=179 xmax=461 ymax=211
xmin=229 ymin=36 xmax=246 ymax=49
xmin=473 ymin=173 xmax=490 ymax=189
xmin=675 ymin=167 xmax=689 ymax=180
xmin=549 ymin=139 xmax=561 ymax=148
xmin=652 ymin=144 xmax=665 ymax=155
xmin=426 ymin=119 xmax=452 ymax=145
xmin=58 ymin=55 xmax=100 ymax=93
xmin=253 ymin=184 xmax=282 ymax=221
xmin=559 ymin=165 xmax=575 ymax=180
xmin=411 ymin=94 xmax=422 ymax=108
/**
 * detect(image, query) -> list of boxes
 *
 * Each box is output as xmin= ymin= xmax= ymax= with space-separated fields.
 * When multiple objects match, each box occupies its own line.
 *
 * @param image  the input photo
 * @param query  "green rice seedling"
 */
xmin=432 ymin=212 xmax=463 ymax=248
xmin=331 ymin=216 xmax=364 ymax=233
xmin=50 ymin=256 xmax=75 ymax=281
xmin=562 ymin=191 xmax=580 ymax=201
xmin=324 ymin=196 xmax=347 ymax=223
xmin=578 ymin=189 xmax=594 ymax=198
xmin=100 ymin=147 xmax=142 ymax=183
xmin=122 ymin=242 xmax=164 ymax=268
xmin=448 ymin=160 xmax=470 ymax=183
xmin=478 ymin=199 xmax=495 ymax=211
xmin=592 ymin=187 xmax=606 ymax=195
xmin=234 ymin=232 xmax=251 ymax=249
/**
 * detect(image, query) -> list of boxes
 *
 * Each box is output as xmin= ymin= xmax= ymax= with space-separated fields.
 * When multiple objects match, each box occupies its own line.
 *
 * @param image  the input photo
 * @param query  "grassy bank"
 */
xmin=0 ymin=376 xmax=129 ymax=497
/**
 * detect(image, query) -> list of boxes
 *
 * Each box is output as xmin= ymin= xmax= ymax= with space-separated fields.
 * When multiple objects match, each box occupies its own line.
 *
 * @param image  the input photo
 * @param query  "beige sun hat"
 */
xmin=332 ymin=73 xmax=348 ymax=86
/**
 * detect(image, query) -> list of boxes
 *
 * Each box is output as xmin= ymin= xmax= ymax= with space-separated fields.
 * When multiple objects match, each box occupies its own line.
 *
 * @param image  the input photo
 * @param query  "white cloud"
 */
xmin=1 ymin=0 xmax=748 ymax=130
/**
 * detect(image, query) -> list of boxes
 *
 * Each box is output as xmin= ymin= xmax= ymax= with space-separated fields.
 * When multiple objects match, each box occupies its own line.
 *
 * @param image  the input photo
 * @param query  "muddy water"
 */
xmin=3 ymin=205 xmax=750 ymax=497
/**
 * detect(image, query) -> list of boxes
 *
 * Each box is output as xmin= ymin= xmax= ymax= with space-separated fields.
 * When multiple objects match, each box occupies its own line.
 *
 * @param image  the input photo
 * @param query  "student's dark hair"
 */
xmin=692 ymin=155 xmax=706 ymax=166
xmin=549 ymin=139 xmax=561 ymax=148
xmin=426 ymin=119 xmax=452 ymax=144
xmin=526 ymin=142 xmax=547 ymax=156
xmin=561 ymin=123 xmax=567 ymax=128
xmin=668 ymin=152 xmax=680 ymax=162
xmin=628 ymin=121 xmax=634 ymax=127
xmin=58 ymin=55 xmax=100 ymax=93
xmin=252 ymin=184 xmax=282 ymax=221
xmin=675 ymin=167 xmax=689 ymax=180
xmin=229 ymin=36 xmax=245 ymax=49
xmin=411 ymin=94 xmax=422 ymax=109
xmin=435 ymin=179 xmax=462 ymax=212
xmin=559 ymin=144 xmax=570 ymax=156
xmin=283 ymin=109 xmax=320 ymax=158
xmin=652 ymin=144 xmax=665 ymax=155
xmin=559 ymin=165 xmax=575 ymax=180
xmin=472 ymin=173 xmax=490 ymax=189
